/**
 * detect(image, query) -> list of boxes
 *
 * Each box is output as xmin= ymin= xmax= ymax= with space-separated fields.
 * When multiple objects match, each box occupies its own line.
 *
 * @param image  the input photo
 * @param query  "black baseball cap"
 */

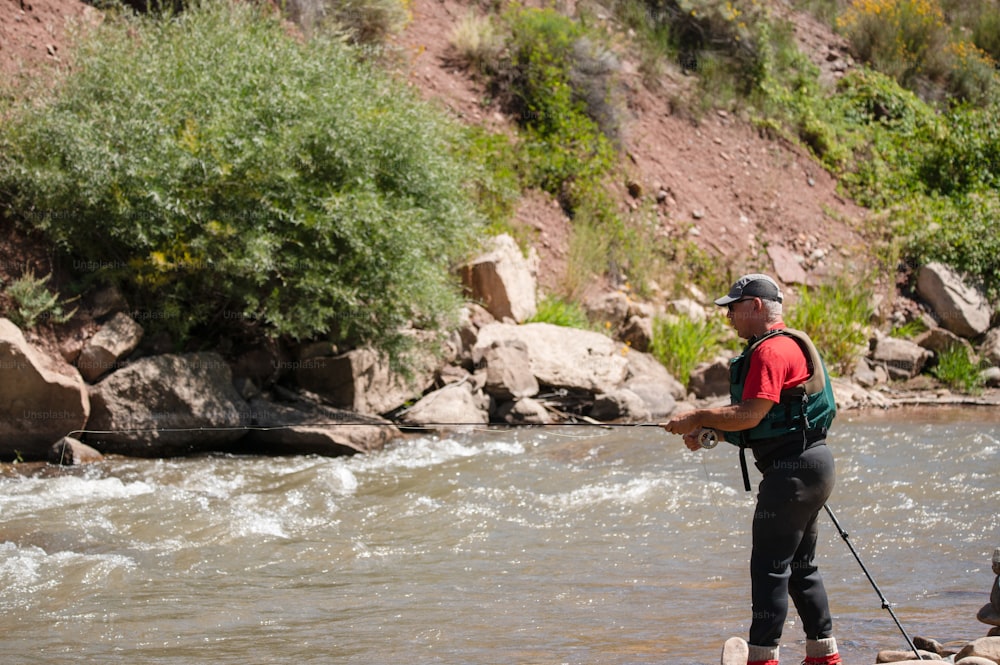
xmin=714 ymin=273 xmax=783 ymax=306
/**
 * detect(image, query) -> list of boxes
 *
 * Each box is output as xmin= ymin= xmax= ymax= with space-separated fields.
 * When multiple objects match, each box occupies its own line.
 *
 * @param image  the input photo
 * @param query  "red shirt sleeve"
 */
xmin=741 ymin=334 xmax=811 ymax=403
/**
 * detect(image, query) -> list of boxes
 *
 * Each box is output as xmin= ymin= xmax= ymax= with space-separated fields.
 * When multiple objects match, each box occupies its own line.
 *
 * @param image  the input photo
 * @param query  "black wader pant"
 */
xmin=749 ymin=442 xmax=836 ymax=647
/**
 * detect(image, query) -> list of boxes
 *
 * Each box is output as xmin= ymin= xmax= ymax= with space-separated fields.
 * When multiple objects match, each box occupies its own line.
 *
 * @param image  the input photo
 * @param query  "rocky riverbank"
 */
xmin=2 ymin=233 xmax=999 ymax=465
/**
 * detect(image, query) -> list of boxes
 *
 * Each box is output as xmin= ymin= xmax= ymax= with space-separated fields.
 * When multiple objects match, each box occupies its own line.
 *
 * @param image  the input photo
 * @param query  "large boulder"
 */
xmin=295 ymin=347 xmax=436 ymax=416
xmin=473 ymin=322 xmax=629 ymax=395
xmin=689 ymin=357 xmax=731 ymax=398
xmin=583 ymin=290 xmax=630 ymax=330
xmin=917 ymin=262 xmax=993 ymax=338
xmin=87 ymin=352 xmax=249 ymax=457
xmin=48 ymin=436 xmax=104 ymax=465
xmin=590 ymin=388 xmax=650 ymax=422
xmin=980 ymin=328 xmax=1000 ymax=366
xmin=955 ymin=637 xmax=1000 ymax=664
xmin=238 ymin=395 xmax=396 ymax=456
xmin=477 ymin=338 xmax=539 ymax=400
xmin=869 ymin=333 xmax=934 ymax=380
xmin=458 ymin=234 xmax=538 ymax=323
xmin=76 ymin=312 xmax=144 ymax=382
xmin=0 ymin=318 xmax=90 ymax=460
xmin=399 ymin=382 xmax=490 ymax=427
xmin=622 ymin=350 xmax=683 ymax=418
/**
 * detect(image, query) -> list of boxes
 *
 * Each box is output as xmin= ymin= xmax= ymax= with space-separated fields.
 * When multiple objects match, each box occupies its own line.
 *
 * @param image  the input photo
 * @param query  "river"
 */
xmin=1 ymin=407 xmax=997 ymax=664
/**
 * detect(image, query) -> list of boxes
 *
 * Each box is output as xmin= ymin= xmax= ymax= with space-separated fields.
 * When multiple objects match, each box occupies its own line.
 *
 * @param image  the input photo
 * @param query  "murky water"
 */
xmin=1 ymin=407 xmax=998 ymax=664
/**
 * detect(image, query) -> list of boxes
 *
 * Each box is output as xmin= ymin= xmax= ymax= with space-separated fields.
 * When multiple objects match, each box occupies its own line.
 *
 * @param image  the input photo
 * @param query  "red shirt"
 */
xmin=741 ymin=323 xmax=811 ymax=403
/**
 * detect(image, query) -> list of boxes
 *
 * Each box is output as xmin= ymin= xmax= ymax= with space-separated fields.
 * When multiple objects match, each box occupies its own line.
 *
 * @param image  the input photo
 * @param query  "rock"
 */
xmin=399 ymin=382 xmax=489 ymax=427
xmin=458 ymin=234 xmax=538 ymax=323
xmin=917 ymin=262 xmax=993 ymax=338
xmin=667 ymin=299 xmax=707 ymax=323
xmin=852 ymin=357 xmax=883 ymax=388
xmin=767 ymin=244 xmax=808 ymax=285
xmin=831 ymin=376 xmax=893 ymax=409
xmin=994 ymin=548 xmax=1000 ymax=608
xmin=87 ymin=352 xmax=249 ymax=457
xmin=76 ymin=312 xmax=144 ymax=382
xmin=622 ymin=350 xmax=682 ymax=418
xmin=913 ymin=636 xmax=958 ymax=657
xmin=991 ymin=628 xmax=1000 ymax=638
xmin=590 ymin=388 xmax=650 ymax=422
xmin=869 ymin=333 xmax=934 ymax=380
xmin=455 ymin=303 xmax=497 ymax=364
xmin=721 ymin=636 xmax=749 ymax=665
xmin=915 ymin=326 xmax=975 ymax=357
xmin=495 ymin=397 xmax=551 ymax=425
xmin=875 ymin=649 xmax=942 ymax=662
xmin=620 ymin=315 xmax=653 ymax=353
xmin=0 ymin=318 xmax=90 ymax=461
xmin=988 ymin=367 xmax=1000 ymax=389
xmin=979 ymin=603 xmax=1000 ymax=628
xmin=87 ymin=284 xmax=128 ymax=319
xmin=478 ymin=339 xmax=539 ymax=400
xmin=955 ymin=656 xmax=997 ymax=665
xmin=238 ymin=395 xmax=395 ymax=456
xmin=295 ymin=347 xmax=436 ymax=416
xmin=955 ymin=637 xmax=1000 ymax=664
xmin=688 ymin=357 xmax=731 ymax=398
xmin=48 ymin=436 xmax=103 ymax=465
xmin=583 ymin=291 xmax=630 ymax=329
xmin=980 ymin=329 xmax=1000 ymax=366
xmin=473 ymin=322 xmax=630 ymax=395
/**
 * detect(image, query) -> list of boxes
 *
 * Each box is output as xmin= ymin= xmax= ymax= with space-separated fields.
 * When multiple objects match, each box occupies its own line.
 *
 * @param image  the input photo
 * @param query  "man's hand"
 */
xmin=660 ymin=411 xmax=701 ymax=437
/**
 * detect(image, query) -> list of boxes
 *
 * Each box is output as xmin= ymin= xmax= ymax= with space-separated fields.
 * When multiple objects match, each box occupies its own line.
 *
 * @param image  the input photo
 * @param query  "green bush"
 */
xmin=931 ymin=342 xmax=986 ymax=393
xmin=649 ymin=314 xmax=734 ymax=387
xmin=785 ymin=277 xmax=874 ymax=376
xmin=4 ymin=269 xmax=76 ymax=329
xmin=0 ymin=0 xmax=480 ymax=360
xmin=526 ymin=295 xmax=593 ymax=329
xmin=837 ymin=0 xmax=952 ymax=91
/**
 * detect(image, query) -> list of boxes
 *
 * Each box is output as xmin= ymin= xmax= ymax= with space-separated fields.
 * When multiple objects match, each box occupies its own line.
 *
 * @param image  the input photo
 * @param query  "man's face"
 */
xmin=725 ymin=297 xmax=759 ymax=339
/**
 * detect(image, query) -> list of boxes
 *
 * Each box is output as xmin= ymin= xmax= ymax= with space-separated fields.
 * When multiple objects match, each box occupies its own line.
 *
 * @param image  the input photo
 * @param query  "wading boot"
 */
xmin=747 ymin=644 xmax=780 ymax=665
xmin=802 ymin=637 xmax=842 ymax=665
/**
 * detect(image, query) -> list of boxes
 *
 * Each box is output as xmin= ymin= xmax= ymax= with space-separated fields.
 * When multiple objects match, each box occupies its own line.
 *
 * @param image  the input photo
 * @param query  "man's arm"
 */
xmin=660 ymin=398 xmax=774 ymax=436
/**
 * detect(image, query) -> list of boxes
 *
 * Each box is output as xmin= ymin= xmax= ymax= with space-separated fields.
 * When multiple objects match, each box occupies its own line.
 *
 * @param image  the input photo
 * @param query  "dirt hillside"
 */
xmin=0 ymin=0 xmax=875 ymax=302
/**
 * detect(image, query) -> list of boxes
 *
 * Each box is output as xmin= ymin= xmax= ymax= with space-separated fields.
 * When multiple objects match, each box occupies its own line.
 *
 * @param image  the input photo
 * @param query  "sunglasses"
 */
xmin=726 ymin=297 xmax=756 ymax=312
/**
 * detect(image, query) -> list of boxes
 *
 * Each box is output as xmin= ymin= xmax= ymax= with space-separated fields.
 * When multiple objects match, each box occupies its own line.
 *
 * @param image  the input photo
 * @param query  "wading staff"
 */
xmin=823 ymin=504 xmax=924 ymax=661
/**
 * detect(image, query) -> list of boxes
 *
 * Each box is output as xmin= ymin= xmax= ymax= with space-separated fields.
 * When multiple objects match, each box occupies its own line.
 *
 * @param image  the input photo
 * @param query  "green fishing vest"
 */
xmin=724 ymin=327 xmax=837 ymax=489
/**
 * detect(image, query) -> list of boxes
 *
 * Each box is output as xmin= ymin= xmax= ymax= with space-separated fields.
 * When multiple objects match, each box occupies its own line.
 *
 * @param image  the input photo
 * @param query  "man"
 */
xmin=661 ymin=274 xmax=841 ymax=665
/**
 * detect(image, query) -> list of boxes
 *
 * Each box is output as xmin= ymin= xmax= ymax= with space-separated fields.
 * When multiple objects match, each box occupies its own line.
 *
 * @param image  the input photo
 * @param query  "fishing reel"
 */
xmin=697 ymin=428 xmax=719 ymax=449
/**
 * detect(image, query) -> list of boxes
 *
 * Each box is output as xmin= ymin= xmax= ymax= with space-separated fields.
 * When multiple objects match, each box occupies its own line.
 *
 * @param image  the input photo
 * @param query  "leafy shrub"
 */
xmin=786 ymin=277 xmax=874 ymax=376
xmin=649 ymin=314 xmax=734 ymax=388
xmin=838 ymin=0 xmax=952 ymax=91
xmin=942 ymin=41 xmax=1000 ymax=105
xmin=321 ymin=0 xmax=410 ymax=44
xmin=449 ymin=12 xmax=504 ymax=75
xmin=0 ymin=0 xmax=479 ymax=360
xmin=526 ymin=295 xmax=593 ymax=329
xmin=897 ymin=191 xmax=1000 ymax=301
xmin=495 ymin=6 xmax=623 ymax=145
xmin=461 ymin=126 xmax=521 ymax=232
xmin=917 ymin=104 xmax=1000 ymax=194
xmin=4 ymin=269 xmax=76 ymax=329
xmin=889 ymin=318 xmax=928 ymax=338
xmin=931 ymin=342 xmax=986 ymax=393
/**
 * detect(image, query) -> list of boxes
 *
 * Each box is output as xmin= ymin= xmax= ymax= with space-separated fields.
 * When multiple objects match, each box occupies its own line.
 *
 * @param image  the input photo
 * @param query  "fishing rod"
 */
xmin=66 ymin=421 xmax=722 ymax=440
xmin=824 ymin=504 xmax=924 ymax=661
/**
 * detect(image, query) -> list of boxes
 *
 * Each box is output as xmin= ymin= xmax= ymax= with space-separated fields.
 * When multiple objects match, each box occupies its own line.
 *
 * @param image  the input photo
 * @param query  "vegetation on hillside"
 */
xmin=0 ymin=0 xmax=997 ymax=390
xmin=0 ymin=0 xmax=481 ymax=361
